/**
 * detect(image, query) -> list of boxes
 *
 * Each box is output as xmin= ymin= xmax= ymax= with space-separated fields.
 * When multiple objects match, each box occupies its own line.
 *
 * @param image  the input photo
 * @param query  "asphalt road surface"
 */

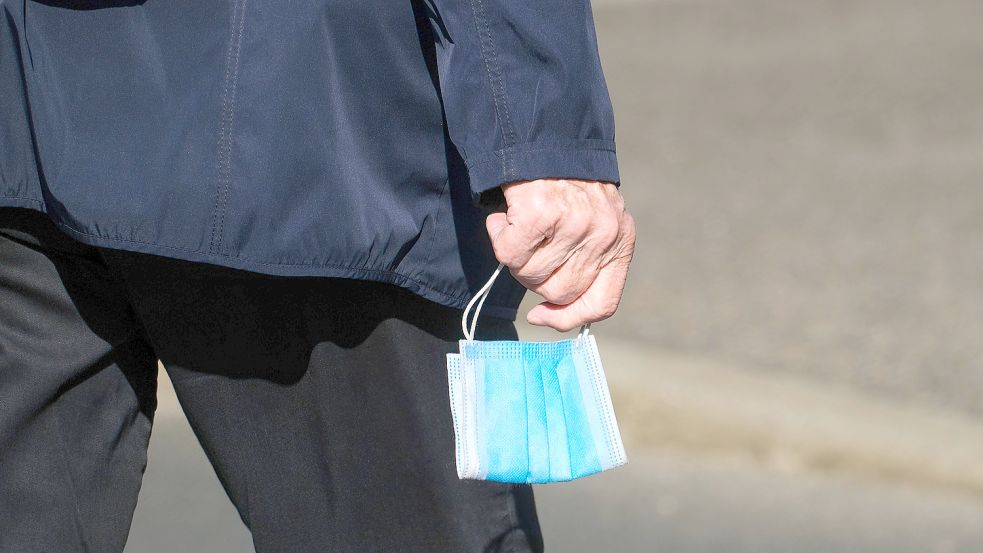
xmin=576 ymin=0 xmax=983 ymax=415
xmin=126 ymin=406 xmax=983 ymax=552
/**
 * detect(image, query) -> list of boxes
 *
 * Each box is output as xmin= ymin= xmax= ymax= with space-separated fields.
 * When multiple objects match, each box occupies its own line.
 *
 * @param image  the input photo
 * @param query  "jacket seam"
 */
xmin=465 ymin=145 xmax=617 ymax=169
xmin=422 ymin=177 xmax=451 ymax=268
xmin=208 ymin=0 xmax=248 ymax=255
xmin=0 ymin=195 xmax=44 ymax=205
xmin=468 ymin=0 xmax=517 ymax=180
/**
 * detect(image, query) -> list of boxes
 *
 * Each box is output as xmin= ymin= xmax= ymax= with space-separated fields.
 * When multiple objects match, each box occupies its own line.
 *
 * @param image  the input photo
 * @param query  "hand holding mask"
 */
xmin=447 ymin=263 xmax=629 ymax=484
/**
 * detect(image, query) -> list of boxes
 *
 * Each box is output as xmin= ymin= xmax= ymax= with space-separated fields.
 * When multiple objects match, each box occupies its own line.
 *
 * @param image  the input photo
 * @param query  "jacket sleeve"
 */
xmin=423 ymin=0 xmax=621 ymax=201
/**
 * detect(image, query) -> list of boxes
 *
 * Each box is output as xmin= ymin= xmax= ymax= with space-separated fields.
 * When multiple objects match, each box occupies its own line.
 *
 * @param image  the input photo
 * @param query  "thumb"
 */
xmin=485 ymin=209 xmax=546 ymax=269
xmin=485 ymin=211 xmax=509 ymax=244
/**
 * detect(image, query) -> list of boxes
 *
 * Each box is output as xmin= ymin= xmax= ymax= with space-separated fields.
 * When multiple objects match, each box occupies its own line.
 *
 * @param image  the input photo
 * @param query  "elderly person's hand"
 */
xmin=485 ymin=178 xmax=636 ymax=332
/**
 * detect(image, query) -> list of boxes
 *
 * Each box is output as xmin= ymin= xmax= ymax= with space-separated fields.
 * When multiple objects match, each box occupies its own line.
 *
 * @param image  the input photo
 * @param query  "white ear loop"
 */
xmin=462 ymin=263 xmax=505 ymax=340
xmin=462 ymin=263 xmax=593 ymax=341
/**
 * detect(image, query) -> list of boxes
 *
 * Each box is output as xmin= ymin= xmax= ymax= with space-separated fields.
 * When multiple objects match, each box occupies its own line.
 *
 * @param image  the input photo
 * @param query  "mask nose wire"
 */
xmin=462 ymin=263 xmax=593 ymax=341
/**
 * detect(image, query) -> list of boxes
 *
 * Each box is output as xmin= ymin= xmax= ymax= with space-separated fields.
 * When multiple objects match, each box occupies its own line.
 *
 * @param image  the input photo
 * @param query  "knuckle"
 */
xmin=593 ymin=224 xmax=619 ymax=250
xmin=536 ymin=275 xmax=581 ymax=305
xmin=515 ymin=262 xmax=551 ymax=285
xmin=567 ymin=211 xmax=592 ymax=235
xmin=618 ymin=213 xmax=637 ymax=248
xmin=593 ymin=298 xmax=620 ymax=321
xmin=530 ymin=218 xmax=555 ymax=241
xmin=536 ymin=278 xmax=565 ymax=300
xmin=547 ymin=288 xmax=578 ymax=306
xmin=492 ymin=244 xmax=520 ymax=267
xmin=612 ymin=190 xmax=626 ymax=211
xmin=623 ymin=210 xmax=636 ymax=233
xmin=514 ymin=210 xmax=554 ymax=242
xmin=526 ymin=195 xmax=553 ymax=219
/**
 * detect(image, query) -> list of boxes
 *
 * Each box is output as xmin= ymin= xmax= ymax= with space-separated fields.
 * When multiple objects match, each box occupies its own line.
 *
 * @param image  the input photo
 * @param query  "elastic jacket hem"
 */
xmin=0 ymin=199 xmax=520 ymax=321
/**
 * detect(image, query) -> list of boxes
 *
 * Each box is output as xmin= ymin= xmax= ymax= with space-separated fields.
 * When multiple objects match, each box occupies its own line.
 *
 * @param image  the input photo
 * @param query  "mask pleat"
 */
xmin=481 ymin=343 xmax=529 ymax=483
xmin=543 ymin=355 xmax=572 ymax=481
xmin=525 ymin=351 xmax=552 ymax=483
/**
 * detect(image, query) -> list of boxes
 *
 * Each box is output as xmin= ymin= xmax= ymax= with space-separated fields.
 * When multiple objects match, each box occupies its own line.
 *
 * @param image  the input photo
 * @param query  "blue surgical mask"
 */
xmin=447 ymin=263 xmax=628 ymax=484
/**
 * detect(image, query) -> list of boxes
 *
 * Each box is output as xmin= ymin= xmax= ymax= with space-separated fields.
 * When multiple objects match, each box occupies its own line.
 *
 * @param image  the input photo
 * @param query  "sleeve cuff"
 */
xmin=463 ymin=140 xmax=621 ymax=201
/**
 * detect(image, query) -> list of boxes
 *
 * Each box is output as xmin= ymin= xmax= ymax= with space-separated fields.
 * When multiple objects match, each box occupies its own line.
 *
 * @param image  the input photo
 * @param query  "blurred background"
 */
xmin=127 ymin=0 xmax=983 ymax=551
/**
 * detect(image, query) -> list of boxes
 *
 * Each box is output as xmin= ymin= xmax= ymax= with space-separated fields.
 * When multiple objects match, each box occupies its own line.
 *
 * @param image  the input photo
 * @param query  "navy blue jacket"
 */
xmin=0 ymin=0 xmax=620 ymax=319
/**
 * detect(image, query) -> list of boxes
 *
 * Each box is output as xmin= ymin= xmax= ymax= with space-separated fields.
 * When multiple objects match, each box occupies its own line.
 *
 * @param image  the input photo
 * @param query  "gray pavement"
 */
xmin=537 ymin=451 xmax=983 ymax=553
xmin=580 ymin=0 xmax=983 ymax=415
xmin=127 ymin=398 xmax=983 ymax=553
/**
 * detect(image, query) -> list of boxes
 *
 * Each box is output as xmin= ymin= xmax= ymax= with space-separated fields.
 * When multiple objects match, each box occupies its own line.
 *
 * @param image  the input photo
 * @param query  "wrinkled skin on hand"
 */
xmin=485 ymin=178 xmax=636 ymax=332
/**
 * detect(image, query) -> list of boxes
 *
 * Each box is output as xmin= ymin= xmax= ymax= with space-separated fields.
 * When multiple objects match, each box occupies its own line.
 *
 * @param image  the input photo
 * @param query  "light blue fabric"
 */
xmin=446 ymin=262 xmax=628 ymax=483
xmin=447 ymin=334 xmax=628 ymax=484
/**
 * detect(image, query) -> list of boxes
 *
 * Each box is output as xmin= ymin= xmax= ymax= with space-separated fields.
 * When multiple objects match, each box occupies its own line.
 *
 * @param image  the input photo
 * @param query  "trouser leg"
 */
xmin=102 ymin=250 xmax=545 ymax=553
xmin=0 ymin=208 xmax=158 ymax=552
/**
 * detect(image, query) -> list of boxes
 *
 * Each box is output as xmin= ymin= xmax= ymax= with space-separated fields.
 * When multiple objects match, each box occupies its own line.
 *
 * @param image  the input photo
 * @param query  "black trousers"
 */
xmin=0 ymin=207 xmax=543 ymax=553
